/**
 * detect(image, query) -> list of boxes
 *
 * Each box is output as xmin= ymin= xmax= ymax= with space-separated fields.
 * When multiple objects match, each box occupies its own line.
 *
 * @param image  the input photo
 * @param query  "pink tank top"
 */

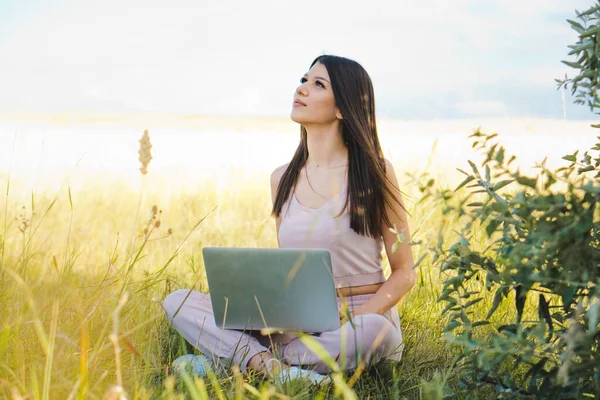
xmin=278 ymin=183 xmax=386 ymax=289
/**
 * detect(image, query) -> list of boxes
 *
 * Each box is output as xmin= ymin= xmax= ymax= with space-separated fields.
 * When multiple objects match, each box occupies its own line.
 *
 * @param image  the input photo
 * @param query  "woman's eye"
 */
xmin=299 ymin=77 xmax=325 ymax=88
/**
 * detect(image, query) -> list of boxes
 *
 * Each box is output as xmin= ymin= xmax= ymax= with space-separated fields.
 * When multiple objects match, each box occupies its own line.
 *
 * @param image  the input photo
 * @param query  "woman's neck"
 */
xmin=304 ymin=123 xmax=347 ymax=168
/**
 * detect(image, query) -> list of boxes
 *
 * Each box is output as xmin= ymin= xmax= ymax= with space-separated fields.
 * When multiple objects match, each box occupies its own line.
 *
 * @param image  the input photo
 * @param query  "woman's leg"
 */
xmin=163 ymin=289 xmax=269 ymax=373
xmin=281 ymin=313 xmax=404 ymax=374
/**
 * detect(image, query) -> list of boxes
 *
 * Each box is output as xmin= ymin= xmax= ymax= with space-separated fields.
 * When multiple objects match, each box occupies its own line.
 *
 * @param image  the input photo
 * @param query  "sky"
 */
xmin=0 ymin=0 xmax=596 ymax=119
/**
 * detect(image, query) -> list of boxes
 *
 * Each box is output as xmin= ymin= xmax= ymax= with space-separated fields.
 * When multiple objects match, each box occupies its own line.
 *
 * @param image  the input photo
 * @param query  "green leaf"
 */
xmin=493 ymin=179 xmax=514 ymax=191
xmin=489 ymin=201 xmax=508 ymax=213
xmin=588 ymin=301 xmax=600 ymax=332
xmin=498 ymin=324 xmax=518 ymax=334
xmin=538 ymin=294 xmax=553 ymax=334
xmin=443 ymin=320 xmax=462 ymax=332
xmin=567 ymin=19 xmax=585 ymax=33
xmin=516 ymin=175 xmax=537 ymax=189
xmin=516 ymin=285 xmax=526 ymax=323
xmin=486 ymin=286 xmax=509 ymax=319
xmin=495 ymin=147 xmax=505 ymax=164
xmin=486 ymin=220 xmax=499 ymax=237
xmin=463 ymin=298 xmax=483 ymax=308
xmin=562 ymin=286 xmax=577 ymax=312
xmin=578 ymin=165 xmax=595 ymax=173
xmin=454 ymin=176 xmax=475 ymax=192
xmin=582 ymin=181 xmax=600 ymax=193
xmin=562 ymin=60 xmax=583 ymax=69
xmin=562 ymin=153 xmax=578 ymax=162
xmin=413 ymin=253 xmax=427 ymax=268
xmin=580 ymin=26 xmax=599 ymax=38
xmin=578 ymin=5 xmax=600 ymax=17
xmin=543 ymin=173 xmax=557 ymax=190
xmin=442 ymin=303 xmax=461 ymax=314
xmin=467 ymin=202 xmax=484 ymax=207
xmin=468 ymin=160 xmax=479 ymax=175
xmin=568 ymin=40 xmax=596 ymax=55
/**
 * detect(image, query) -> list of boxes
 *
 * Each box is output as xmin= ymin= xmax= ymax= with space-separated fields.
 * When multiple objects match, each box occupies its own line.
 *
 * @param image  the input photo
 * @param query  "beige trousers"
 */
xmin=163 ymin=289 xmax=404 ymax=373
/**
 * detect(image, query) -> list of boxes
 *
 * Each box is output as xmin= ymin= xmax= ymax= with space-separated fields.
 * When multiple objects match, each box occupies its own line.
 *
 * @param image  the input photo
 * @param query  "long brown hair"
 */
xmin=272 ymin=55 xmax=404 ymax=238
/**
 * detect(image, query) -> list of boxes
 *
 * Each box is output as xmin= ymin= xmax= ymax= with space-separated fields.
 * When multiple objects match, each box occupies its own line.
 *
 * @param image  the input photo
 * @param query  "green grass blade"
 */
xmin=179 ymin=370 xmax=206 ymax=400
xmin=42 ymin=300 xmax=59 ymax=400
xmin=297 ymin=334 xmax=340 ymax=373
xmin=3 ymin=268 xmax=49 ymax=351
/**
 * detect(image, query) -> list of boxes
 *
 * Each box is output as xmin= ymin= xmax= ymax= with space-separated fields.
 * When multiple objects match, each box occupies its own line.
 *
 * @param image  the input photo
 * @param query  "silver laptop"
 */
xmin=202 ymin=247 xmax=340 ymax=332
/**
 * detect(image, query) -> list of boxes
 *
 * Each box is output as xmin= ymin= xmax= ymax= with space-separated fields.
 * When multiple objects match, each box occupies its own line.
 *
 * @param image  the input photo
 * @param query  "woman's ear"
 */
xmin=336 ymin=108 xmax=343 ymax=120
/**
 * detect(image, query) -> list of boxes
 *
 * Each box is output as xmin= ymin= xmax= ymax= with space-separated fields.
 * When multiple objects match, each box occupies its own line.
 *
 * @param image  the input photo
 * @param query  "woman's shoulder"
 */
xmin=383 ymin=158 xmax=398 ymax=179
xmin=383 ymin=158 xmax=394 ymax=170
xmin=270 ymin=162 xmax=290 ymax=187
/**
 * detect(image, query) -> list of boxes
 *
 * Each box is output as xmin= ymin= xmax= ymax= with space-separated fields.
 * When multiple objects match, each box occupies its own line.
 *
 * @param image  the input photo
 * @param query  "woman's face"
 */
xmin=290 ymin=61 xmax=342 ymax=125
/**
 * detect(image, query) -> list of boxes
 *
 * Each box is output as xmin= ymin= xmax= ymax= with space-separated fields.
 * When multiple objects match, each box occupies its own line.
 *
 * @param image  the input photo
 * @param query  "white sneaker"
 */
xmin=172 ymin=354 xmax=214 ymax=377
xmin=266 ymin=358 xmax=331 ymax=385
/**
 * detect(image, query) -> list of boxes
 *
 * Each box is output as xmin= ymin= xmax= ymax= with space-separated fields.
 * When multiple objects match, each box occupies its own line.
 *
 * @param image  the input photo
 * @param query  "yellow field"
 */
xmin=0 ymin=114 xmax=596 ymax=399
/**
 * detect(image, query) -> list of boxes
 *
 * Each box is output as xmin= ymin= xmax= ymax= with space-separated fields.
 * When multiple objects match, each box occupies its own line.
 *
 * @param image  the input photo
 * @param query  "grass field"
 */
xmin=0 ymin=114 xmax=596 ymax=399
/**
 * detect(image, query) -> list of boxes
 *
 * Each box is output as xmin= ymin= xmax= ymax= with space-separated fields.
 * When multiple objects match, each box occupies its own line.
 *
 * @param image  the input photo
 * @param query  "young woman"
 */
xmin=163 ymin=55 xmax=416 ymax=384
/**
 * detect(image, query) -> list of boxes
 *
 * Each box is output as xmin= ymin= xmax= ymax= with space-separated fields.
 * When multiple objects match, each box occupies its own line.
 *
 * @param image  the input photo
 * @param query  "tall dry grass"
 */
xmin=0 ymin=125 xmax=562 ymax=399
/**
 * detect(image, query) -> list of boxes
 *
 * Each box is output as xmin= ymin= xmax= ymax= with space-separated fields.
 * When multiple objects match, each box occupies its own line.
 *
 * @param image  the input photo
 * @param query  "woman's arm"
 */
xmin=270 ymin=165 xmax=287 ymax=248
xmin=352 ymin=159 xmax=416 ymax=316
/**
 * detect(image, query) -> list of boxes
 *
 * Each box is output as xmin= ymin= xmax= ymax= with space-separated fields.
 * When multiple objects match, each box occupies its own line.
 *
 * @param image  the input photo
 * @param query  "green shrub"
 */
xmin=415 ymin=4 xmax=600 ymax=398
xmin=415 ymin=131 xmax=600 ymax=398
xmin=557 ymin=3 xmax=600 ymax=115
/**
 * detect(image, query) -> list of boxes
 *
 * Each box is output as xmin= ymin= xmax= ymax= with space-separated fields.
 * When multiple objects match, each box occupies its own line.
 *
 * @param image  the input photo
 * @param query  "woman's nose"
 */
xmin=296 ymin=84 xmax=307 ymax=96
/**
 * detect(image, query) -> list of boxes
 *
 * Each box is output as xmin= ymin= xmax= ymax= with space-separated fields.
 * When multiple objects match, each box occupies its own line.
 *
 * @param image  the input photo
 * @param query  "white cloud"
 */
xmin=0 ymin=0 xmax=593 ymax=117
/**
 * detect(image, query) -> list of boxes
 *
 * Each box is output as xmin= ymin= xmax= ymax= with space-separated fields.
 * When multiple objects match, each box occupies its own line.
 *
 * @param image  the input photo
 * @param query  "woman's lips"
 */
xmin=293 ymin=100 xmax=307 ymax=107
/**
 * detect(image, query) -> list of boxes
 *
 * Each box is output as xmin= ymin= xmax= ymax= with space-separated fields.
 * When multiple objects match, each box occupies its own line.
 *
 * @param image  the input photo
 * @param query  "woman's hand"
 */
xmin=339 ymin=306 xmax=365 ymax=326
xmin=339 ymin=306 xmax=352 ymax=325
